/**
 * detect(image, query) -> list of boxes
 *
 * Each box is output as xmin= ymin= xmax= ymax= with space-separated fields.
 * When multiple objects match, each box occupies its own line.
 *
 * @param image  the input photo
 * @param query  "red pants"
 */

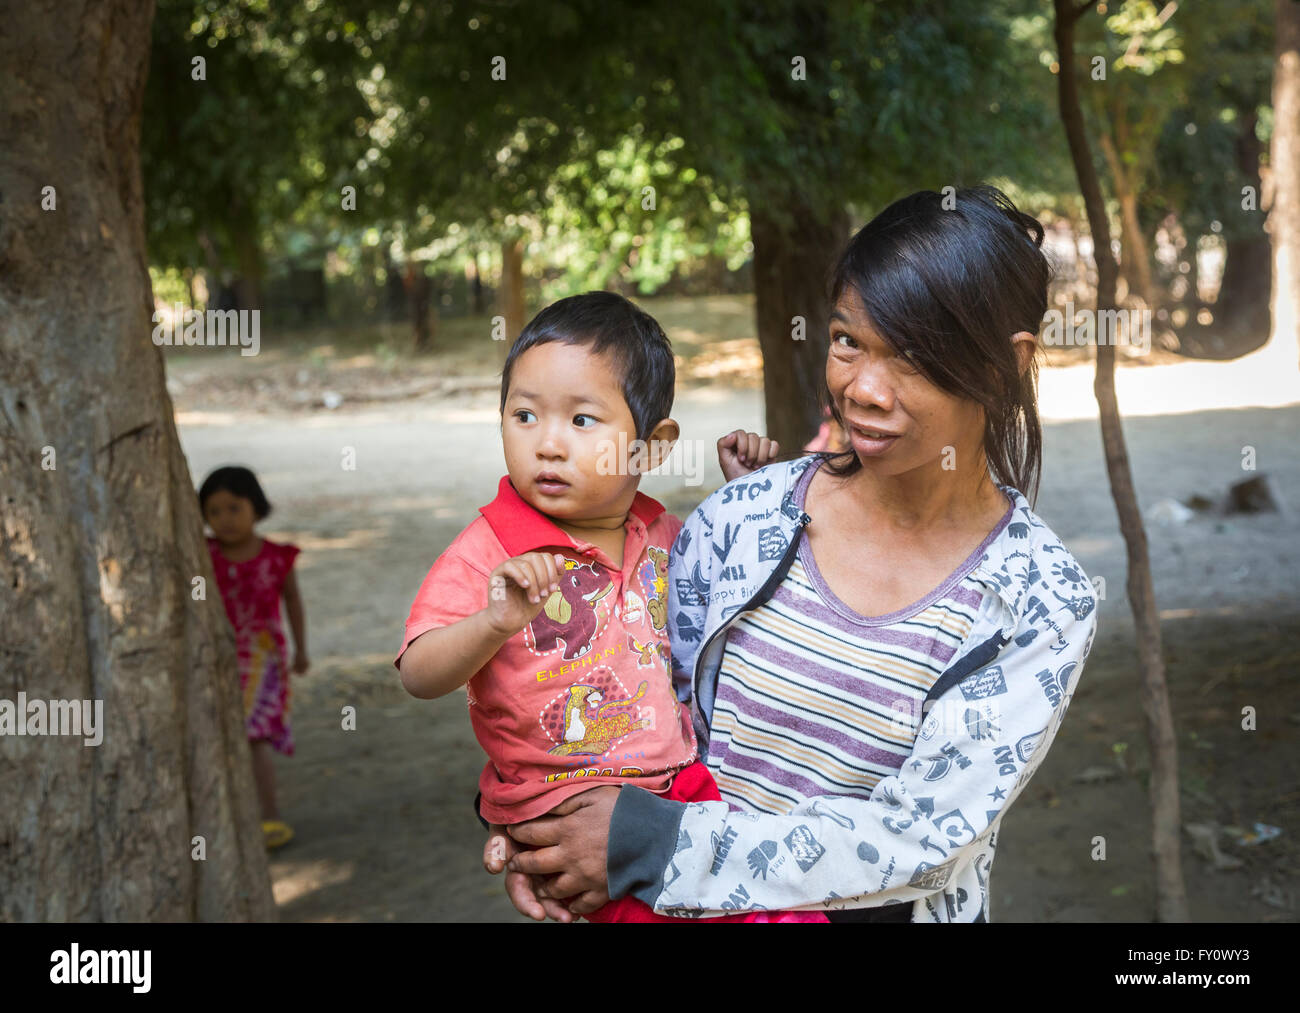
xmin=584 ymin=761 xmax=827 ymax=923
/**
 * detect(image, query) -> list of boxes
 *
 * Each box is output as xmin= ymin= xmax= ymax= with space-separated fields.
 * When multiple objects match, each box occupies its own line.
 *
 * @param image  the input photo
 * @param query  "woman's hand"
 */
xmin=292 ymin=652 xmax=310 ymax=674
xmin=718 ymin=430 xmax=780 ymax=482
xmin=483 ymin=823 xmax=576 ymax=923
xmin=507 ymin=786 xmax=620 ymax=916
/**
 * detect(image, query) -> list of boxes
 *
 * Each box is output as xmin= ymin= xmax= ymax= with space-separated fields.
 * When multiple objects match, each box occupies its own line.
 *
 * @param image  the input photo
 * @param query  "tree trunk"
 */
xmin=499 ymin=237 xmax=526 ymax=343
xmin=749 ymin=199 xmax=851 ymax=455
xmin=1264 ymin=0 xmax=1300 ymax=369
xmin=1185 ymin=228 xmax=1202 ymax=309
xmin=1214 ymin=111 xmax=1271 ymax=343
xmin=0 ymin=0 xmax=275 ymax=920
xmin=403 ymin=261 xmax=434 ymax=352
xmin=228 ymin=199 xmax=263 ymax=313
xmin=383 ymin=248 xmax=406 ymax=322
xmin=1218 ymin=235 xmax=1273 ymax=339
xmin=1100 ymin=131 xmax=1155 ymax=307
xmin=1054 ymin=0 xmax=1188 ymax=923
xmin=467 ymin=252 xmax=485 ymax=315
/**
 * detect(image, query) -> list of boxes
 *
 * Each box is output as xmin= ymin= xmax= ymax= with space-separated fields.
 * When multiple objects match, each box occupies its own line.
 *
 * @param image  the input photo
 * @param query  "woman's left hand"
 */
xmin=507 ymin=786 xmax=619 ymax=916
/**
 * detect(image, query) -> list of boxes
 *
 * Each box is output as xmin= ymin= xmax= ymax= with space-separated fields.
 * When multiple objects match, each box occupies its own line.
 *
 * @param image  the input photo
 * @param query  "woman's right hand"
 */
xmin=485 ymin=552 xmax=567 ymax=637
xmin=483 ymin=823 xmax=575 ymax=923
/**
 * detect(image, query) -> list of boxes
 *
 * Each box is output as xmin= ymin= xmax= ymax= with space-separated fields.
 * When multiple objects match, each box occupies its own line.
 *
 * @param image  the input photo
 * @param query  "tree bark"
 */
xmin=1054 ymin=0 xmax=1188 ymax=923
xmin=1264 ymin=0 xmax=1300 ymax=369
xmin=749 ymin=199 xmax=851 ymax=455
xmin=0 ymin=0 xmax=275 ymax=920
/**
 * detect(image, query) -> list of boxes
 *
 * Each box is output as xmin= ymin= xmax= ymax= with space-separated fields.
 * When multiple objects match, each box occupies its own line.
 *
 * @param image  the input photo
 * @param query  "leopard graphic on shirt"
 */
xmin=546 ymin=680 xmax=653 ymax=756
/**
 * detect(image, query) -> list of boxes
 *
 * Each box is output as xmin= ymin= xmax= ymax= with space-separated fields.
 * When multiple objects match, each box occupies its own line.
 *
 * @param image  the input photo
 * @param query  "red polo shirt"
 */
xmin=396 ymin=475 xmax=697 ymax=823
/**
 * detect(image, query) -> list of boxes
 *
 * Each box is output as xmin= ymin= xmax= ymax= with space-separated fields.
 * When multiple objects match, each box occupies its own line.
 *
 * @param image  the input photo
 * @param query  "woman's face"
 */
xmin=826 ymin=288 xmax=986 ymax=479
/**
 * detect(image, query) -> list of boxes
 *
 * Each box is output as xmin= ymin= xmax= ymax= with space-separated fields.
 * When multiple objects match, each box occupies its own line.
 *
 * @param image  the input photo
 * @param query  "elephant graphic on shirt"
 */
xmin=529 ymin=559 xmax=615 ymax=660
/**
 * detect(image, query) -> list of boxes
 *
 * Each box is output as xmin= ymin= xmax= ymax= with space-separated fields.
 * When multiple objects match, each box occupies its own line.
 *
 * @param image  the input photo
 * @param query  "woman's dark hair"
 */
xmin=499 ymin=291 xmax=675 ymax=443
xmin=198 ymin=466 xmax=272 ymax=520
xmin=819 ymin=184 xmax=1049 ymax=504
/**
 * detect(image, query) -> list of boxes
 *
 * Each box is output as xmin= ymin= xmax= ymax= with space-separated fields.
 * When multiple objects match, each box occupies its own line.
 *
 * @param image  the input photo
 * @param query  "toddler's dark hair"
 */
xmin=820 ymin=184 xmax=1049 ymax=504
xmin=198 ymin=466 xmax=272 ymax=520
xmin=499 ymin=292 xmax=675 ymax=443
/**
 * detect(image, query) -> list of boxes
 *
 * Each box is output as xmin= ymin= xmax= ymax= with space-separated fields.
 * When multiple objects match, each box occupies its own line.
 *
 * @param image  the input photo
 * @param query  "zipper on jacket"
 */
xmin=692 ymin=509 xmax=812 ymax=706
xmin=921 ymin=630 xmax=1010 ymax=712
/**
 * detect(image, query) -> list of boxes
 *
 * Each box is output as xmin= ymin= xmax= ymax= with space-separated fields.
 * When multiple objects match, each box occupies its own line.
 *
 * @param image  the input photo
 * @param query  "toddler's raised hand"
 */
xmin=485 ymin=551 xmax=568 ymax=637
xmin=718 ymin=429 xmax=780 ymax=483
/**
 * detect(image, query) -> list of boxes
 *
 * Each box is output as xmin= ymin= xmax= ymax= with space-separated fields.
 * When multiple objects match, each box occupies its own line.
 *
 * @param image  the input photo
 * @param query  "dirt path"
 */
xmin=176 ymin=372 xmax=1300 ymax=922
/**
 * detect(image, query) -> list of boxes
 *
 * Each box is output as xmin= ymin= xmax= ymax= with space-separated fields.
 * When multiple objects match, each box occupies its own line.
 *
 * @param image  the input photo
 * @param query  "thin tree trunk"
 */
xmin=383 ymin=248 xmax=405 ymax=322
xmin=467 ymin=252 xmax=485 ymax=315
xmin=1264 ymin=0 xmax=1300 ymax=368
xmin=229 ymin=198 xmax=263 ymax=313
xmin=1054 ymin=0 xmax=1188 ymax=923
xmin=403 ymin=261 xmax=434 ymax=352
xmin=1100 ymin=131 xmax=1155 ymax=307
xmin=499 ymin=237 xmax=526 ymax=342
xmin=749 ymin=199 xmax=851 ymax=455
xmin=0 ymin=0 xmax=275 ymax=920
xmin=1185 ymin=227 xmax=1202 ymax=309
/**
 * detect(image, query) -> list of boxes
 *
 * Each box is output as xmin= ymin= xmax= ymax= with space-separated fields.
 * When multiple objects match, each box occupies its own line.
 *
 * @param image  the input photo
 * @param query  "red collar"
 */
xmin=479 ymin=475 xmax=666 ymax=557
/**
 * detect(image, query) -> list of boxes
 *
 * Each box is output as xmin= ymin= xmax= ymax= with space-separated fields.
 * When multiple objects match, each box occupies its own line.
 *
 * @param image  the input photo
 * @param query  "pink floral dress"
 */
xmin=208 ymin=537 xmax=301 ymax=755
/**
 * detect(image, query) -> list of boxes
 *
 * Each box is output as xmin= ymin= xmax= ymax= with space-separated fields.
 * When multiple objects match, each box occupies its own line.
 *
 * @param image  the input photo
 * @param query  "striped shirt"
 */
xmin=705 ymin=461 xmax=1014 ymax=814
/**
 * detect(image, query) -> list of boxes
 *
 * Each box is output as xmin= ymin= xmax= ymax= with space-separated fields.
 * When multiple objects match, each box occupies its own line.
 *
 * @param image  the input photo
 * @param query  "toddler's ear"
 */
xmin=644 ymin=418 xmax=681 ymax=468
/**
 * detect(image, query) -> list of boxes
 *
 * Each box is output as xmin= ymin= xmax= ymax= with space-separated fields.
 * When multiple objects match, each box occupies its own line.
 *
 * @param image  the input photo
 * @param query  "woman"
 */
xmin=497 ymin=185 xmax=1098 ymax=923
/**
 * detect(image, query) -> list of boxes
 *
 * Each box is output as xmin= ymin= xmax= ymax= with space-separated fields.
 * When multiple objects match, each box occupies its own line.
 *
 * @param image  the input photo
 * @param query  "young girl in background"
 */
xmin=199 ymin=466 xmax=309 ymax=851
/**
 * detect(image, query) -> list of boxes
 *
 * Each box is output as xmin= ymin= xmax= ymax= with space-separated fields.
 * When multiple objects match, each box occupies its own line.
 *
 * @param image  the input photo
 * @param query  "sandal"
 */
xmin=262 ymin=819 xmax=295 ymax=850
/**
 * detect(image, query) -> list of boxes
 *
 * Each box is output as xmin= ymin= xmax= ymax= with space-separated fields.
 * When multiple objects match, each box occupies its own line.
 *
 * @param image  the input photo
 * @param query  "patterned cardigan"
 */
xmin=606 ymin=453 xmax=1099 ymax=922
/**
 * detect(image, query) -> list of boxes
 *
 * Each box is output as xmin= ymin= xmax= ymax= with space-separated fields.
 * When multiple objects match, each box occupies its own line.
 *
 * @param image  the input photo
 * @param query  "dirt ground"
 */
xmin=169 ymin=300 xmax=1300 ymax=922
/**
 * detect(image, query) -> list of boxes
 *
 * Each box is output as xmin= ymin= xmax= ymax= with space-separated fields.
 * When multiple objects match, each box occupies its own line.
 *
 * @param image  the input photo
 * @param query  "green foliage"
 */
xmin=1149 ymin=0 xmax=1274 ymax=242
xmin=143 ymin=0 xmax=376 ymax=274
xmin=139 ymin=0 xmax=1273 ymax=306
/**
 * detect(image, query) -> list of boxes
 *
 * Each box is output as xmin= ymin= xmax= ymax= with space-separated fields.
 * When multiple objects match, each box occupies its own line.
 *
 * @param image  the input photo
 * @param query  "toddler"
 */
xmin=396 ymin=292 xmax=819 ymax=922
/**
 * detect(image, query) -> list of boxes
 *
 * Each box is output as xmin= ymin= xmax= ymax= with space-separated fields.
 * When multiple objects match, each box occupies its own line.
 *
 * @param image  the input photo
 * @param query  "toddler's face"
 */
xmin=501 ymin=342 xmax=645 ymax=523
xmin=203 ymin=489 xmax=257 ymax=546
